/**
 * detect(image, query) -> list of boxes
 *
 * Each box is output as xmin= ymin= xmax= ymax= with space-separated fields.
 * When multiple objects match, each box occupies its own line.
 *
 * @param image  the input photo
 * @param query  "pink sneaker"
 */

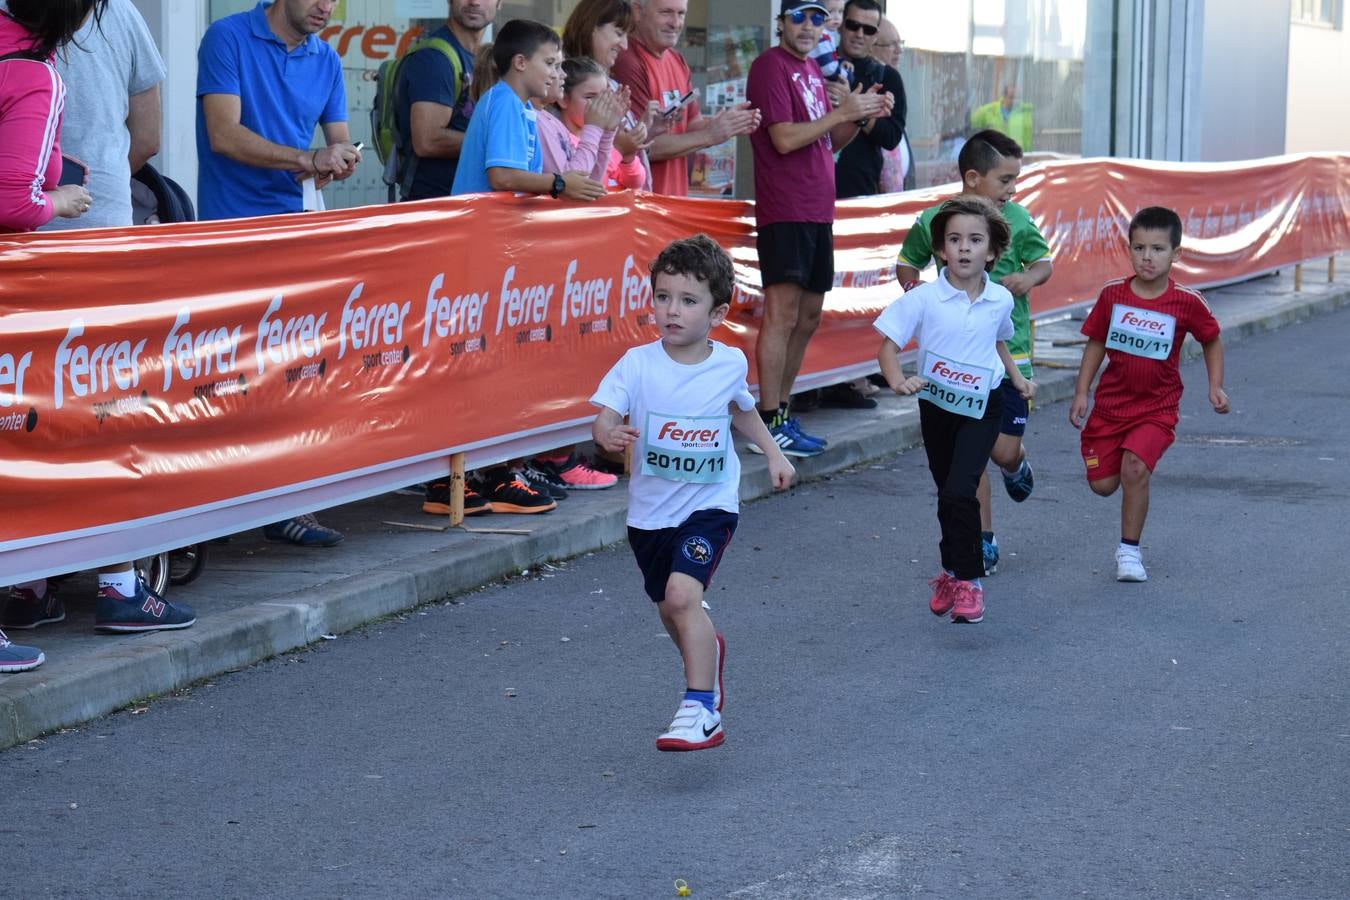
xmin=949 ymin=580 xmax=985 ymax=624
xmin=539 ymin=452 xmax=618 ymax=490
xmin=928 ymin=572 xmax=957 ymax=616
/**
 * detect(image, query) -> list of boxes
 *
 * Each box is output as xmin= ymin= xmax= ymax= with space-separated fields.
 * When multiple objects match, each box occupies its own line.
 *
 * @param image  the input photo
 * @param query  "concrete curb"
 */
xmin=2 ymin=277 xmax=1347 ymax=750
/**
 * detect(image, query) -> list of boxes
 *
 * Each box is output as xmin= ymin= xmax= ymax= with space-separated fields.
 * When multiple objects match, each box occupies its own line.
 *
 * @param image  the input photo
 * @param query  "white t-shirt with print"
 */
xmin=591 ymin=339 xmax=756 ymax=530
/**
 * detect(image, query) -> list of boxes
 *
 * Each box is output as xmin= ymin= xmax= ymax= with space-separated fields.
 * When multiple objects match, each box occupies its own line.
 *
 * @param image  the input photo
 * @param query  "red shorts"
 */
xmin=1080 ymin=415 xmax=1175 ymax=481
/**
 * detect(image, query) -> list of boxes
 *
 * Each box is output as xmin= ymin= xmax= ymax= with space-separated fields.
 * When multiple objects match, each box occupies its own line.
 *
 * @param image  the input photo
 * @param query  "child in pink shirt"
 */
xmin=555 ymin=56 xmax=647 ymax=191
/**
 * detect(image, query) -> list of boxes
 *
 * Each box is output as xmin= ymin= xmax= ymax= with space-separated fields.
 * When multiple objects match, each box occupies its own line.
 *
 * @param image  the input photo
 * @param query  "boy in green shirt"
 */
xmin=894 ymin=130 xmax=1052 ymax=575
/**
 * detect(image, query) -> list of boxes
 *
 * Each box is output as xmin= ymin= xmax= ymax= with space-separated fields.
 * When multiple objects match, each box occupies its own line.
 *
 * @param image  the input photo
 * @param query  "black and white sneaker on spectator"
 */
xmin=520 ymin=464 xmax=568 ymax=501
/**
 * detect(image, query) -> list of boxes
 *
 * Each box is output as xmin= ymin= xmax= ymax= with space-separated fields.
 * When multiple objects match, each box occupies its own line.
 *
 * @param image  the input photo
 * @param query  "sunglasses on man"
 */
xmin=843 ymin=18 xmax=879 ymax=36
xmin=786 ymin=9 xmax=827 ymax=27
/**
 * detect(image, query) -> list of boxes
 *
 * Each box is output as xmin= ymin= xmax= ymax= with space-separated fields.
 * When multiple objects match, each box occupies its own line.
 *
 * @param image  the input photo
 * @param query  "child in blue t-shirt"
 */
xmin=451 ymin=19 xmax=604 ymax=201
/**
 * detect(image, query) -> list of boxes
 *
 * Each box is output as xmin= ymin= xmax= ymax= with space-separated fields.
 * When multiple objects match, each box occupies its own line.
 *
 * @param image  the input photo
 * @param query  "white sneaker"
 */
xmin=656 ymin=701 xmax=724 ymax=752
xmin=1116 ymin=546 xmax=1148 ymax=582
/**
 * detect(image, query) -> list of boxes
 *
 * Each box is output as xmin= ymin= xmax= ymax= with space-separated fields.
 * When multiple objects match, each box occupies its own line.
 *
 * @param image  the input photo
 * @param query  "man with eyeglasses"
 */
xmin=744 ymin=0 xmax=892 ymax=456
xmin=832 ymin=0 xmax=906 ymax=199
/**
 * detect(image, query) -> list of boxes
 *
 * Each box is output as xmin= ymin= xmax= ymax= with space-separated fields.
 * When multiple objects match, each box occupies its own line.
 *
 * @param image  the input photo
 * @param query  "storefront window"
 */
xmin=893 ymin=0 xmax=1088 ymax=186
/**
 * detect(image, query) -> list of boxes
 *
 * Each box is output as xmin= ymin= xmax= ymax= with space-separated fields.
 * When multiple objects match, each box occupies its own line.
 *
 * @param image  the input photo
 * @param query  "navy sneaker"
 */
xmin=749 ymin=422 xmax=824 ymax=458
xmin=1003 ymin=458 xmax=1034 ymax=502
xmin=263 ymin=514 xmax=344 ymax=547
xmin=3 ymin=583 xmax=65 ymax=629
xmin=786 ymin=417 xmax=828 ymax=447
xmin=95 ymin=580 xmax=196 ymax=633
xmin=983 ymin=536 xmax=1000 ymax=577
xmin=0 ymin=629 xmax=44 ymax=672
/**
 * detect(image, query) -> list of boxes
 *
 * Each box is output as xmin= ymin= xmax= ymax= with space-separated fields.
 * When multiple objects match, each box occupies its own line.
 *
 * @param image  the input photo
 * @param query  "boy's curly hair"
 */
xmin=929 ymin=196 xmax=1012 ymax=272
xmin=649 ymin=234 xmax=735 ymax=308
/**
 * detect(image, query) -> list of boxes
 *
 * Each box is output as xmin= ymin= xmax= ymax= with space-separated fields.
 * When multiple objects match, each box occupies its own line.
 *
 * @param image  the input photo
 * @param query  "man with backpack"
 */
xmin=388 ymin=0 xmax=498 ymax=201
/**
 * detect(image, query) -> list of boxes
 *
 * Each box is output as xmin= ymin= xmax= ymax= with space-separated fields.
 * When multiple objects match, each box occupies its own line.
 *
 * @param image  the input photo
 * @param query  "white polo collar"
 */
xmin=934 ymin=267 xmax=998 ymax=305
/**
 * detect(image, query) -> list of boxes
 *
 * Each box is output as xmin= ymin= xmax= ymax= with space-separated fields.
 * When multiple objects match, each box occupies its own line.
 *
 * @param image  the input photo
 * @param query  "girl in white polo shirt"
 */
xmin=876 ymin=196 xmax=1035 ymax=624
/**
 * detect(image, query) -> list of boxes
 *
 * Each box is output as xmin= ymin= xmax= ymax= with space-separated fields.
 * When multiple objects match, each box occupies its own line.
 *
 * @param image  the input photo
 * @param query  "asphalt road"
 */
xmin=4 ymin=309 xmax=1348 ymax=899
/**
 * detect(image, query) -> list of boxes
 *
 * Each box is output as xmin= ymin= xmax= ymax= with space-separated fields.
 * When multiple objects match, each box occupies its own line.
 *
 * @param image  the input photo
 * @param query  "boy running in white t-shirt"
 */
xmin=592 ymin=234 xmax=795 ymax=751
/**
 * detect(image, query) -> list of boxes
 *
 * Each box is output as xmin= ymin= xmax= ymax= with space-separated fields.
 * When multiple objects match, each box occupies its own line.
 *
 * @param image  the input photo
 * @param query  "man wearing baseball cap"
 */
xmin=744 ymin=0 xmax=894 ymax=456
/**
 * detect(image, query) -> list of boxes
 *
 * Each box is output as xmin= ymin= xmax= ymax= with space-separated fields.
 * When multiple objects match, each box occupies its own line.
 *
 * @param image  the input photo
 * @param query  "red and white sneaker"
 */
xmin=928 ymin=572 xmax=957 ymax=617
xmin=949 ymin=579 xmax=985 ymax=624
xmin=714 ymin=632 xmax=726 ymax=712
xmin=656 ymin=701 xmax=725 ymax=752
xmin=537 ymin=452 xmax=618 ymax=490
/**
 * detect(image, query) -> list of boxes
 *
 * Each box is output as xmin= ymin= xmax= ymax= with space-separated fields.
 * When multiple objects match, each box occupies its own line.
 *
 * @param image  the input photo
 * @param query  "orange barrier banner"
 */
xmin=2 ymin=153 xmax=1348 ymax=581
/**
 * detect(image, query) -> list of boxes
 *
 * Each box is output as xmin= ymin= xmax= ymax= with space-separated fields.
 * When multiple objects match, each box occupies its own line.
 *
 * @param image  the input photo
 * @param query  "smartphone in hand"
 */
xmin=59 ymin=155 xmax=89 ymax=186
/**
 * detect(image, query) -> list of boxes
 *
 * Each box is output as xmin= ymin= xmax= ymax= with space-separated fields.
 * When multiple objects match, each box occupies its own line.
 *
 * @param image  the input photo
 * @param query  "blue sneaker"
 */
xmin=1003 ymin=458 xmax=1034 ymax=502
xmin=982 ymin=536 xmax=1000 ymax=576
xmin=0 ymin=629 xmax=44 ymax=672
xmin=3 ymin=583 xmax=65 ymax=629
xmin=786 ymin=416 xmax=828 ymax=447
xmin=263 ymin=514 xmax=344 ymax=547
xmin=749 ymin=422 xmax=824 ymax=458
xmin=95 ymin=579 xmax=196 ymax=633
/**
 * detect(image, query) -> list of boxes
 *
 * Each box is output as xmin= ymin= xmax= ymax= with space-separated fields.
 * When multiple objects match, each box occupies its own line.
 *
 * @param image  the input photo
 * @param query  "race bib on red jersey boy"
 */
xmin=641 ymin=412 xmax=731 ymax=483
xmin=920 ymin=351 xmax=996 ymax=418
xmin=1105 ymin=304 xmax=1176 ymax=360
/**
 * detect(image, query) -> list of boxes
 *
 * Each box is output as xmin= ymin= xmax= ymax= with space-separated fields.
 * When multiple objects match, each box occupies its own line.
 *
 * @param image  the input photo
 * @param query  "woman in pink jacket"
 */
xmin=0 ymin=0 xmax=102 ymax=234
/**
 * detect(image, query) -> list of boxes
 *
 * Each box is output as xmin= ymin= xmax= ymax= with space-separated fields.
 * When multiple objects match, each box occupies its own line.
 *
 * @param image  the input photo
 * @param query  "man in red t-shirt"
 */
xmin=611 ymin=0 xmax=760 ymax=196
xmin=1070 ymin=206 xmax=1229 ymax=583
xmin=744 ymin=0 xmax=891 ymax=456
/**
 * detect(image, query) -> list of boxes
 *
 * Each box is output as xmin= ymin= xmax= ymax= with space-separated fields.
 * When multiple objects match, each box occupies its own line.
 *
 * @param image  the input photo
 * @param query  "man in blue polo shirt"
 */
xmin=196 ymin=0 xmax=357 ymax=548
xmin=196 ymin=0 xmax=361 ymax=220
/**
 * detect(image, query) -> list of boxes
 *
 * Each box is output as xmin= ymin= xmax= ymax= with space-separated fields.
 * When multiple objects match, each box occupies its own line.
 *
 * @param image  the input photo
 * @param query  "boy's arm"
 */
xmin=1069 ymin=339 xmax=1107 ymax=429
xmin=878 ymin=337 xmax=926 ymax=395
xmin=998 ymin=258 xmax=1053 ymax=298
xmin=997 ymin=341 xmax=1035 ymax=400
xmin=730 ymin=405 xmax=795 ymax=490
xmin=592 ymin=405 xmax=640 ymax=453
xmin=1202 ymin=337 xmax=1230 ymax=413
xmin=486 ymin=167 xmax=606 ymax=200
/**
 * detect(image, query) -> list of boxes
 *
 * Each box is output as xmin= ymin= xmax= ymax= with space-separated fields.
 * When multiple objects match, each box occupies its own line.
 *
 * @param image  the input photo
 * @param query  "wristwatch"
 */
xmin=549 ymin=172 xmax=565 ymax=198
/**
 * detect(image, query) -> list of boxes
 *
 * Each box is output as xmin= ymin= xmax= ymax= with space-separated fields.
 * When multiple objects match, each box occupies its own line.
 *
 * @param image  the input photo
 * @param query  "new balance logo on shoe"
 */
xmin=142 ymin=595 xmax=166 ymax=618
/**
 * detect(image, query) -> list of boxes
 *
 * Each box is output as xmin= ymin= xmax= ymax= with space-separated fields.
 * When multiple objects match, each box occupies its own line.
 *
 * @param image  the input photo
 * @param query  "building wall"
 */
xmin=1188 ymin=0 xmax=1290 ymax=161
xmin=1285 ymin=18 xmax=1350 ymax=152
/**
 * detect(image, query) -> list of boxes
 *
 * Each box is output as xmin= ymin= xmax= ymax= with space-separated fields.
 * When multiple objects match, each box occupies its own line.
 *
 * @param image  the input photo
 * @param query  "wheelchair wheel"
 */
xmin=135 ymin=552 xmax=171 ymax=596
xmin=168 ymin=544 xmax=209 ymax=586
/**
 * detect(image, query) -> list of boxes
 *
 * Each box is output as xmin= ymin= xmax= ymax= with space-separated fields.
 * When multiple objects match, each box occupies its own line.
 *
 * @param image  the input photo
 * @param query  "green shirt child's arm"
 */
xmin=999 ymin=258 xmax=1053 ymax=298
xmin=1069 ymin=339 xmax=1107 ymax=429
xmin=896 ymin=216 xmax=933 ymax=288
xmin=997 ymin=341 xmax=1035 ymax=400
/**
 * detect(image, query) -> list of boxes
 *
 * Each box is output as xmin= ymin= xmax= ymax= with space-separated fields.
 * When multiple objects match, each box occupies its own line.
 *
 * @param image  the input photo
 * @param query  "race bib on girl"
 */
xmin=1106 ymin=304 xmax=1176 ymax=360
xmin=641 ymin=412 xmax=731 ymax=483
xmin=920 ymin=351 xmax=995 ymax=419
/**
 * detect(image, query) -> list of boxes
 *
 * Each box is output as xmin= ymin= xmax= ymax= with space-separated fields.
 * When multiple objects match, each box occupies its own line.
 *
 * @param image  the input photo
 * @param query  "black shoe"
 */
xmin=520 ymin=464 xmax=568 ymax=501
xmin=422 ymin=482 xmax=491 ymax=516
xmin=484 ymin=477 xmax=556 ymax=514
xmin=820 ymin=384 xmax=878 ymax=409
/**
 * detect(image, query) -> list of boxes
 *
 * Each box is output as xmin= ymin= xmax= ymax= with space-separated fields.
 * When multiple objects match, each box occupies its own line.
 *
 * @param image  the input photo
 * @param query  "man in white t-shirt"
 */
xmin=40 ymin=0 xmax=165 ymax=231
xmin=592 ymin=234 xmax=794 ymax=753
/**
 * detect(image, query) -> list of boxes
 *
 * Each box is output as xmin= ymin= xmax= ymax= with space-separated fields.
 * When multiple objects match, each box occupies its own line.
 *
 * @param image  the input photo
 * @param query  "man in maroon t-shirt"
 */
xmin=612 ymin=0 xmax=760 ymax=196
xmin=745 ymin=0 xmax=892 ymax=456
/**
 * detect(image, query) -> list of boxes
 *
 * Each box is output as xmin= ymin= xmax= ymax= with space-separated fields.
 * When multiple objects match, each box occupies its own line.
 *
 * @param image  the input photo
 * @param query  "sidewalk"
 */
xmin=2 ymin=257 xmax=1346 ymax=749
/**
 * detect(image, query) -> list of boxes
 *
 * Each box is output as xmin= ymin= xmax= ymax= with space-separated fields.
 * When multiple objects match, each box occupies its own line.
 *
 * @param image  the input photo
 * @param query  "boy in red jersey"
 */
xmin=1069 ymin=206 xmax=1230 ymax=582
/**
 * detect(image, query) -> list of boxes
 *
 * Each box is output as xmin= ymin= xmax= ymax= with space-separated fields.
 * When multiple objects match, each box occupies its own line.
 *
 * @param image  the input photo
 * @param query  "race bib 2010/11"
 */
xmin=641 ymin=412 xmax=732 ymax=483
xmin=1106 ymin=304 xmax=1176 ymax=360
xmin=920 ymin=351 xmax=995 ymax=419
